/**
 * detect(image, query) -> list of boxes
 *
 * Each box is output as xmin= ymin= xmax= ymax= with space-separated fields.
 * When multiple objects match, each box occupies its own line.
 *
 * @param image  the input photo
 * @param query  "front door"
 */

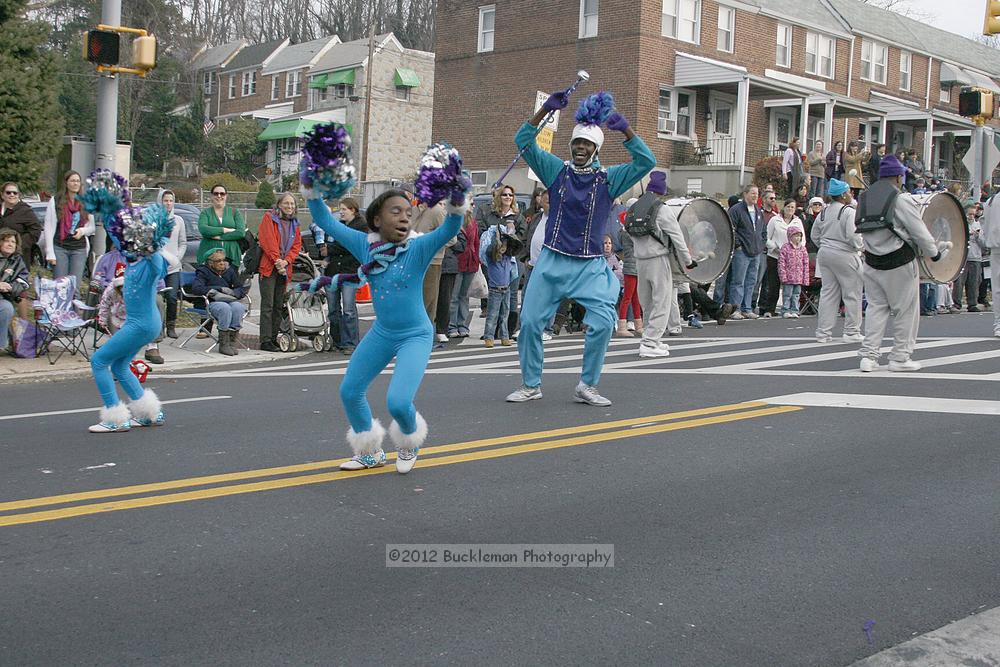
xmin=770 ymin=109 xmax=796 ymax=154
xmin=707 ymin=95 xmax=736 ymax=165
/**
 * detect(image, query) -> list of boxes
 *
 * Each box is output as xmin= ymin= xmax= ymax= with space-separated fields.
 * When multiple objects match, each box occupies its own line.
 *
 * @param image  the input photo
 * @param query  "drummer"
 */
xmin=855 ymin=155 xmax=943 ymax=372
xmin=811 ymin=179 xmax=864 ymax=344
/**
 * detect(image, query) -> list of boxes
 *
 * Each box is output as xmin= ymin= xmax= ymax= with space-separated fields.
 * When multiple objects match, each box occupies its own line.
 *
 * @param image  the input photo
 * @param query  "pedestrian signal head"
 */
xmin=83 ymin=30 xmax=120 ymax=65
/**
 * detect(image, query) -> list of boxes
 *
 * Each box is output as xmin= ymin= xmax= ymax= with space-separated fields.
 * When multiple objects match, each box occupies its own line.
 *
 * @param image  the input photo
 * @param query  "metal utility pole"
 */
xmin=972 ymin=121 xmax=986 ymax=203
xmin=360 ymin=20 xmax=376 ymax=182
xmin=93 ymin=0 xmax=122 ymax=252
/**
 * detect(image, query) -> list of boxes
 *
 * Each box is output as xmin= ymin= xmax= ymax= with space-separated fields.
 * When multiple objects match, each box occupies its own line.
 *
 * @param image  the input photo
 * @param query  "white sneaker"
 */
xmin=782 ymin=312 xmax=792 ymax=318
xmin=626 ymin=321 xmax=636 ymax=332
xmin=639 ymin=342 xmax=670 ymax=358
xmin=763 ymin=312 xmax=773 ymax=318
xmin=541 ymin=332 xmax=553 ymax=341
xmin=88 ymin=421 xmax=131 ymax=433
xmin=744 ymin=311 xmax=759 ymax=319
xmin=842 ymin=333 xmax=864 ymax=343
xmin=888 ymin=359 xmax=922 ymax=372
xmin=729 ymin=311 xmax=745 ymax=320
xmin=435 ymin=333 xmax=448 ymax=343
xmin=395 ymin=448 xmax=418 ymax=474
xmin=859 ymin=358 xmax=878 ymax=372
xmin=789 ymin=313 xmax=799 ymax=318
xmin=506 ymin=385 xmax=542 ymax=402
xmin=573 ymin=382 xmax=612 ymax=406
xmin=994 ymin=329 xmax=1000 ymax=338
xmin=816 ymin=336 xmax=833 ymax=343
xmin=667 ymin=328 xmax=682 ymax=336
xmin=340 ymin=449 xmax=387 ymax=470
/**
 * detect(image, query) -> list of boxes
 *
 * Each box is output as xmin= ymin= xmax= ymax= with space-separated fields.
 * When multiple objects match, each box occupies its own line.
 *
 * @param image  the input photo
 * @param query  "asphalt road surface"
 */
xmin=2 ymin=314 xmax=999 ymax=666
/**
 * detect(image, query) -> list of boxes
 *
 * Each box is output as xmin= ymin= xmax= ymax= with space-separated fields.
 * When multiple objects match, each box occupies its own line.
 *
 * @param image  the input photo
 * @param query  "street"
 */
xmin=1 ymin=313 xmax=999 ymax=666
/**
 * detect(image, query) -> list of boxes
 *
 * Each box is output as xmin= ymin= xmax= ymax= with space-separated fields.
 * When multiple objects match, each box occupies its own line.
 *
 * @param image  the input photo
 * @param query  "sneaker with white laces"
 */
xmin=435 ymin=333 xmax=448 ymax=343
xmin=841 ymin=333 xmax=864 ymax=343
xmin=395 ymin=448 xmax=419 ymax=474
xmin=541 ymin=332 xmax=553 ymax=341
xmin=816 ymin=336 xmax=834 ymax=343
xmin=888 ymin=359 xmax=922 ymax=372
xmin=340 ymin=449 xmax=387 ymax=470
xmin=667 ymin=328 xmax=682 ymax=336
xmin=859 ymin=358 xmax=878 ymax=372
xmin=574 ymin=382 xmax=612 ymax=406
xmin=639 ymin=343 xmax=669 ymax=358
xmin=782 ymin=312 xmax=792 ymax=318
xmin=790 ymin=312 xmax=800 ymax=318
xmin=626 ymin=321 xmax=636 ymax=332
xmin=729 ymin=311 xmax=745 ymax=320
xmin=744 ymin=311 xmax=759 ymax=319
xmin=130 ymin=411 xmax=165 ymax=428
xmin=506 ymin=385 xmax=542 ymax=402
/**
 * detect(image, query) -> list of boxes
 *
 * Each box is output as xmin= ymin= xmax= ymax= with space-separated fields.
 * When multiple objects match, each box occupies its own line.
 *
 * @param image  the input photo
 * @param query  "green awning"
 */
xmin=326 ymin=68 xmax=356 ymax=86
xmin=393 ymin=67 xmax=420 ymax=88
xmin=259 ymin=119 xmax=352 ymax=142
xmin=307 ymin=74 xmax=327 ymax=90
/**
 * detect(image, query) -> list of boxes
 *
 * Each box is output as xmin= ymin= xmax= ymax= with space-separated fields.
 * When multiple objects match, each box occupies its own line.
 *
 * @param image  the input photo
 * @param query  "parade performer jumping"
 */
xmin=300 ymin=126 xmax=470 ymax=473
xmin=855 ymin=155 xmax=943 ymax=372
xmin=506 ymin=90 xmax=655 ymax=406
xmin=83 ymin=171 xmax=174 ymax=433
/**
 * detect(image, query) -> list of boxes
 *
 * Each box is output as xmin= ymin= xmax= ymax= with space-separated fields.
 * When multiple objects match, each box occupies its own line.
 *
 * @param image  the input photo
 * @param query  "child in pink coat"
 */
xmin=778 ymin=221 xmax=810 ymax=318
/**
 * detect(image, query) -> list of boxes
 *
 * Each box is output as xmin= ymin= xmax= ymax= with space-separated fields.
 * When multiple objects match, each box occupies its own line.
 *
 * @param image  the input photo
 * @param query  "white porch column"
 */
xmin=736 ymin=76 xmax=750 ymax=185
xmin=923 ymin=116 xmax=934 ymax=171
xmin=823 ymin=102 xmax=834 ymax=150
xmin=799 ymin=98 xmax=809 ymax=144
xmin=878 ymin=118 xmax=888 ymax=145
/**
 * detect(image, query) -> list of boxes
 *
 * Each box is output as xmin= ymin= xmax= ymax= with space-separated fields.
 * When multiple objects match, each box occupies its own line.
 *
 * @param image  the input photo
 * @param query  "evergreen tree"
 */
xmin=255 ymin=180 xmax=275 ymax=209
xmin=204 ymin=119 xmax=264 ymax=179
xmin=0 ymin=0 xmax=64 ymax=191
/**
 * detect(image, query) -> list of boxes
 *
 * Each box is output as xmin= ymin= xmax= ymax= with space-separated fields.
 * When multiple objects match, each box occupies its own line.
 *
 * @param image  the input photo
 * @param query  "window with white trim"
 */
xmin=776 ymin=24 xmax=792 ymax=67
xmin=227 ymin=74 xmax=236 ymax=99
xmin=662 ymin=0 xmax=701 ymax=44
xmin=717 ymin=6 xmax=734 ymax=53
xmin=899 ymin=51 xmax=911 ymax=92
xmin=271 ymin=76 xmax=279 ymax=101
xmin=470 ymin=171 xmax=489 ymax=188
xmin=657 ymin=87 xmax=693 ymax=138
xmin=579 ymin=0 xmax=598 ymax=38
xmin=860 ymin=39 xmax=888 ymax=84
xmin=478 ymin=5 xmax=495 ymax=53
xmin=241 ymin=70 xmax=257 ymax=96
xmin=805 ymin=32 xmax=835 ymax=78
xmin=939 ymin=82 xmax=951 ymax=103
xmin=202 ymin=72 xmax=213 ymax=95
xmin=285 ymin=71 xmax=302 ymax=98
xmin=334 ymin=83 xmax=355 ymax=99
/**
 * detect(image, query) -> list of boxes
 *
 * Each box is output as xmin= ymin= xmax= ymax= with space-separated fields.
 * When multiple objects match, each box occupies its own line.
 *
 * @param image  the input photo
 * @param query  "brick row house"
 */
xmin=433 ymin=0 xmax=1000 ymax=197
xmin=192 ymin=33 xmax=434 ymax=186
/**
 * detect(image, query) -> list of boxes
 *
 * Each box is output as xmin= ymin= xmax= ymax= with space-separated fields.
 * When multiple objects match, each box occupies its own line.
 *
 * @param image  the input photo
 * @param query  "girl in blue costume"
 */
xmin=88 ymin=203 xmax=175 ymax=433
xmin=505 ymin=91 xmax=655 ymax=407
xmin=304 ymin=177 xmax=469 ymax=474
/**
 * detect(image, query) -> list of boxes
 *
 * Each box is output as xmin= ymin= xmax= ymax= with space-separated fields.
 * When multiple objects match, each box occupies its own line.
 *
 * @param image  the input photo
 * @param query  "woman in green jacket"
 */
xmin=197 ymin=184 xmax=247 ymax=267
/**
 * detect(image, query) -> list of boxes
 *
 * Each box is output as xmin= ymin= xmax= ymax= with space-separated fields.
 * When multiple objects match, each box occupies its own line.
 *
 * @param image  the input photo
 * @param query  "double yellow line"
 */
xmin=0 ymin=401 xmax=800 ymax=528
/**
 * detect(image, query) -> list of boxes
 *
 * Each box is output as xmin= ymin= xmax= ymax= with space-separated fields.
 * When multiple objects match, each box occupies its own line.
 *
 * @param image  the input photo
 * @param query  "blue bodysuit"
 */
xmin=91 ymin=253 xmax=166 ymax=408
xmin=308 ymin=198 xmax=462 ymax=439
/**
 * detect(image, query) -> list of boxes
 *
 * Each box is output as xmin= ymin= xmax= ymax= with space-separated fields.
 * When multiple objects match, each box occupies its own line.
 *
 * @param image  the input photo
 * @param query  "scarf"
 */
xmin=59 ymin=196 xmax=82 ymax=242
xmin=298 ymin=237 xmax=412 ymax=294
xmin=276 ymin=213 xmax=297 ymax=259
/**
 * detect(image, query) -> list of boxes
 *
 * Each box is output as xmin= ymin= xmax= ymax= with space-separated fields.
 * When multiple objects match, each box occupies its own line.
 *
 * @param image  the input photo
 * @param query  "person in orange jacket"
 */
xmin=258 ymin=192 xmax=302 ymax=352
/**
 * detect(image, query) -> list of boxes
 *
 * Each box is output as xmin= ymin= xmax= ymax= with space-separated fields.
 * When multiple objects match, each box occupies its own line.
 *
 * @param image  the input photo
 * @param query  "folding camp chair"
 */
xmin=177 ymin=271 xmax=251 ymax=352
xmin=33 ymin=275 xmax=96 ymax=364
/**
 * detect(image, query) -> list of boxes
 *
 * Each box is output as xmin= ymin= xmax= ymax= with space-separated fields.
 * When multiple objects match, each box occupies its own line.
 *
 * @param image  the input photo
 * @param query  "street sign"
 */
xmin=536 ymin=127 xmax=554 ymax=153
xmin=535 ymin=91 xmax=560 ymax=132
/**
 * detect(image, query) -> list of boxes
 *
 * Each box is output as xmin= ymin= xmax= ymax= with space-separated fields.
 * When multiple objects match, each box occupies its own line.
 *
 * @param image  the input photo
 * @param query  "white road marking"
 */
xmin=80 ymin=462 xmax=117 ymax=471
xmin=0 ymin=396 xmax=232 ymax=421
xmin=759 ymin=392 xmax=1000 ymax=415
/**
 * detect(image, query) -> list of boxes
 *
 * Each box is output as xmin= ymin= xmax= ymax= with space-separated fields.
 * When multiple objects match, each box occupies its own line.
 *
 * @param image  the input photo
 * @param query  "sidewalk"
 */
xmin=0 ymin=307 xmax=310 ymax=385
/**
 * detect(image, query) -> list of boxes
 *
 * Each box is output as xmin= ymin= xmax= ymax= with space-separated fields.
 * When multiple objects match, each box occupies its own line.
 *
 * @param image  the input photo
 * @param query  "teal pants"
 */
xmin=517 ymin=248 xmax=618 ymax=388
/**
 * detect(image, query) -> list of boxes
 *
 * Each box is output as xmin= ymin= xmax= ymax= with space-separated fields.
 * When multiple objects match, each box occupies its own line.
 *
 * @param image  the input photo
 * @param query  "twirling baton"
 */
xmin=491 ymin=70 xmax=590 ymax=190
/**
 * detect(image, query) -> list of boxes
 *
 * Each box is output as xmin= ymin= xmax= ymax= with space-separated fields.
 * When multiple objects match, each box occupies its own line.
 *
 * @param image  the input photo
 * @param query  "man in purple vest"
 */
xmin=505 ymin=90 xmax=655 ymax=406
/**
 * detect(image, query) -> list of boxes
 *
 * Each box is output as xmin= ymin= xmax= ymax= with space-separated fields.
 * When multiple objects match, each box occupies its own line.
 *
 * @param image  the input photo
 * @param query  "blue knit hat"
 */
xmin=828 ymin=179 xmax=849 ymax=196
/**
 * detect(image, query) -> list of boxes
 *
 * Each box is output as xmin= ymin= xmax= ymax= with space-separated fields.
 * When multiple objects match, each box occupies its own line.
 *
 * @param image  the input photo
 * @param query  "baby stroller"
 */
xmin=276 ymin=254 xmax=333 ymax=352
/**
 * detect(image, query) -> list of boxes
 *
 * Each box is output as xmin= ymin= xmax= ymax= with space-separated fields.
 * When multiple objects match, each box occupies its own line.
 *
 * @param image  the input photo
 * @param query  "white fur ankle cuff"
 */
xmin=129 ymin=389 xmax=162 ymax=420
xmin=100 ymin=403 xmax=131 ymax=425
xmin=345 ymin=419 xmax=386 ymax=456
xmin=389 ymin=412 xmax=428 ymax=450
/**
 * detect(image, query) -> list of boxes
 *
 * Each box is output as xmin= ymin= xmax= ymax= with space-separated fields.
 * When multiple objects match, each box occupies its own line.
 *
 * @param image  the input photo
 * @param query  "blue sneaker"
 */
xmin=687 ymin=314 xmax=704 ymax=329
xmin=340 ymin=449 xmax=387 ymax=470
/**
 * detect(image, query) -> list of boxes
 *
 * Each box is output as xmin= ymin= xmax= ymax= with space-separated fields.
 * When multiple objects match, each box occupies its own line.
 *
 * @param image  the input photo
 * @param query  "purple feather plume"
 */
xmin=574 ymin=91 xmax=615 ymax=126
xmin=414 ymin=143 xmax=470 ymax=207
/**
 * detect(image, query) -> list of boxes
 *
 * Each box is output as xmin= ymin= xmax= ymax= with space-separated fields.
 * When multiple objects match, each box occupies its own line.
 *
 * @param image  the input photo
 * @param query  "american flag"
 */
xmin=203 ymin=120 xmax=216 ymax=135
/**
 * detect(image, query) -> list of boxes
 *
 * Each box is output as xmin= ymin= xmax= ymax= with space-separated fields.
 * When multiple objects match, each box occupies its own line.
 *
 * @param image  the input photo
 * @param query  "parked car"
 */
xmin=472 ymin=192 xmax=534 ymax=220
xmin=172 ymin=203 xmax=202 ymax=269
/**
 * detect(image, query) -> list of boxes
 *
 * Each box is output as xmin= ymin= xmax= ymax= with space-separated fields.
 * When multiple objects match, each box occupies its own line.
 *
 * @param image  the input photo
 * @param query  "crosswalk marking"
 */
xmin=761 ymin=392 xmax=1000 ymax=415
xmin=161 ymin=335 xmax=1000 ymax=381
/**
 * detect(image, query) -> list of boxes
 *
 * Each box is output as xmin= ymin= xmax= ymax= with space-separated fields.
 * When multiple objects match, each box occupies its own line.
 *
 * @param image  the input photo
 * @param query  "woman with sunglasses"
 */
xmin=197 ymin=184 xmax=247 ymax=268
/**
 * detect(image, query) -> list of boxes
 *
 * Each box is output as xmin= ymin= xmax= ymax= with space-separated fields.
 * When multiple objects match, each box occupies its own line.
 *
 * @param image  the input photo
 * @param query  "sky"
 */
xmin=906 ymin=0 xmax=986 ymax=40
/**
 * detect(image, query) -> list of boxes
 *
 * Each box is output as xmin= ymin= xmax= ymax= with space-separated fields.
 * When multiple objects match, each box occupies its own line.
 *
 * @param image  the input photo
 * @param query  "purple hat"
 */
xmin=647 ymin=171 xmax=668 ymax=195
xmin=879 ymin=154 xmax=907 ymax=179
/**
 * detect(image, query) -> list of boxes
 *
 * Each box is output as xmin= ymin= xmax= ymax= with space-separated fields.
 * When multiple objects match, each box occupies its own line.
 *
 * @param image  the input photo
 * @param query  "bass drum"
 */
xmin=911 ymin=192 xmax=969 ymax=284
xmin=663 ymin=197 xmax=735 ymax=285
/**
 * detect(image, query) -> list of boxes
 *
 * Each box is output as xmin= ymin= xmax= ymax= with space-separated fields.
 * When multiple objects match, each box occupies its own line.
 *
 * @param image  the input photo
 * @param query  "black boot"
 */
xmin=165 ymin=321 xmax=178 ymax=339
xmin=219 ymin=330 xmax=236 ymax=356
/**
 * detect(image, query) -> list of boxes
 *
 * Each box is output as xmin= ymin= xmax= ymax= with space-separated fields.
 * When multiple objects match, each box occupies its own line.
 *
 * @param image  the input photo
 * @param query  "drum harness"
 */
xmin=856 ymin=181 xmax=916 ymax=271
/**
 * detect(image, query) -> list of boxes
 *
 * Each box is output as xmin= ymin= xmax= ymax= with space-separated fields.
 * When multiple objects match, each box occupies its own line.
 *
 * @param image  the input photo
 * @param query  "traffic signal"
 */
xmin=132 ymin=35 xmax=157 ymax=71
xmin=985 ymin=0 xmax=1000 ymax=35
xmin=959 ymin=87 xmax=995 ymax=119
xmin=83 ymin=29 xmax=120 ymax=65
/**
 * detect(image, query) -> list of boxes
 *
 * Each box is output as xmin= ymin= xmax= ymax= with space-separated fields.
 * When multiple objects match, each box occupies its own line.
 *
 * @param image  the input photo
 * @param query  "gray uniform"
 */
xmin=981 ymin=196 xmax=1000 ymax=335
xmin=811 ymin=202 xmax=864 ymax=340
xmin=858 ymin=185 xmax=939 ymax=362
xmin=633 ymin=202 xmax=691 ymax=349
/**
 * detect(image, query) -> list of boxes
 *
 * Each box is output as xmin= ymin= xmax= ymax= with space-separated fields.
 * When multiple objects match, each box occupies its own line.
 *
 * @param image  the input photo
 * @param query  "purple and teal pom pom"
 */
xmin=80 ymin=169 xmax=130 ymax=216
xmin=299 ymin=123 xmax=356 ymax=200
xmin=414 ymin=143 xmax=469 ymax=207
xmin=574 ymin=91 xmax=615 ymax=127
